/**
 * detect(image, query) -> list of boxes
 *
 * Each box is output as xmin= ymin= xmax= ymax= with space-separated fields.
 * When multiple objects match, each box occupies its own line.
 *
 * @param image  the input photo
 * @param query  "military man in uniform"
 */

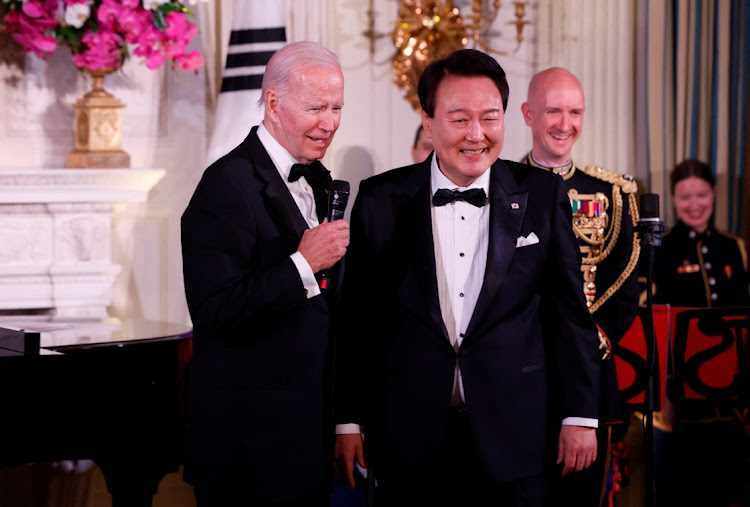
xmin=521 ymin=67 xmax=641 ymax=506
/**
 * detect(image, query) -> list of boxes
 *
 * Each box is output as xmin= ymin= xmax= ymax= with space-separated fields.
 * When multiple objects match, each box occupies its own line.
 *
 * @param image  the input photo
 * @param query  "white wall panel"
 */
xmin=535 ymin=0 xmax=636 ymax=176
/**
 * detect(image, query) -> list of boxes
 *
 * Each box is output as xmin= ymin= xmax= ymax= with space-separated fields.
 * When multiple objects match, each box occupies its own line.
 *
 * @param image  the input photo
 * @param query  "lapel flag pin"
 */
xmin=511 ymin=202 xmax=519 ymax=209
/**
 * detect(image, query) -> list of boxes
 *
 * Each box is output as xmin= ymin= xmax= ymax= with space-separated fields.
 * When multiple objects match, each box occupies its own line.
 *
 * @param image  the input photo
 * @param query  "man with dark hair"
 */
xmin=182 ymin=41 xmax=349 ymax=507
xmin=521 ymin=67 xmax=640 ymax=507
xmin=335 ymin=49 xmax=601 ymax=507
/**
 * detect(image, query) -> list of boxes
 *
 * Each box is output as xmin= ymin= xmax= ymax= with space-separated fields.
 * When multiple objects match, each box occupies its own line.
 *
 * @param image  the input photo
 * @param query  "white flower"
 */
xmin=142 ymin=0 xmax=170 ymax=10
xmin=64 ymin=2 xmax=91 ymax=29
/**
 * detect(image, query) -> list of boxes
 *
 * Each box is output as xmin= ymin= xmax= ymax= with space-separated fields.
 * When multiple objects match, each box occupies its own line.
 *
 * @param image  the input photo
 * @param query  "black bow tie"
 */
xmin=288 ymin=160 xmax=332 ymax=223
xmin=288 ymin=160 xmax=331 ymax=187
xmin=432 ymin=188 xmax=487 ymax=207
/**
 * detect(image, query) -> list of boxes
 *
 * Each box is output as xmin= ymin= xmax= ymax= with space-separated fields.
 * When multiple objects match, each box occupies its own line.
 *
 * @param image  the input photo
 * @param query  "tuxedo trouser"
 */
xmin=378 ymin=407 xmax=549 ymax=507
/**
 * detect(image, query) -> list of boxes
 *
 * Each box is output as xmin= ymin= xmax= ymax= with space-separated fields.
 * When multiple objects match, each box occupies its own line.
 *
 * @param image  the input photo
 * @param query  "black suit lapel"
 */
xmin=244 ymin=127 xmax=309 ymax=240
xmin=397 ymin=163 xmax=450 ymax=340
xmin=409 ymin=184 xmax=450 ymax=339
xmin=466 ymin=160 xmax=528 ymax=336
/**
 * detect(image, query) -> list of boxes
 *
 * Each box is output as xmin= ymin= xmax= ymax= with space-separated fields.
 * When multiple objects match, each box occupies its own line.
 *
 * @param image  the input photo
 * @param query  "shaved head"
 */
xmin=526 ymin=67 xmax=582 ymax=105
xmin=522 ymin=67 xmax=585 ymax=167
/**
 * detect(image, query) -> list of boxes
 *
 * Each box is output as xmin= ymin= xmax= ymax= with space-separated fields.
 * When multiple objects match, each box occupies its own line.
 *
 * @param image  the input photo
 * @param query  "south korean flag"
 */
xmin=206 ymin=1 xmax=286 ymax=165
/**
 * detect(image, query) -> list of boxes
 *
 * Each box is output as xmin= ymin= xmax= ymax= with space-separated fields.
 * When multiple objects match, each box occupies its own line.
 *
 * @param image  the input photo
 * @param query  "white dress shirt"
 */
xmin=430 ymin=155 xmax=490 ymax=403
xmin=257 ymin=122 xmax=320 ymax=299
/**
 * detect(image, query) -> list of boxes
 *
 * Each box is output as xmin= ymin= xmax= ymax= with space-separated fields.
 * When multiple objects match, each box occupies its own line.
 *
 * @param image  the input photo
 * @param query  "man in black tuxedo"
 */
xmin=334 ymin=49 xmax=602 ymax=506
xmin=181 ymin=41 xmax=349 ymax=507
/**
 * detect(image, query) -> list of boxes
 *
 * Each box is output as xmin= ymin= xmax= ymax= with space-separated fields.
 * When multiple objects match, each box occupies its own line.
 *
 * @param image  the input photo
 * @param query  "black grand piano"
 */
xmin=0 ymin=319 xmax=192 ymax=507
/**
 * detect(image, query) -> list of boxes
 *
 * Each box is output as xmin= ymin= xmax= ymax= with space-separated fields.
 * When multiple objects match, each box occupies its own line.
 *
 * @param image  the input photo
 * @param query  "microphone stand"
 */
xmin=637 ymin=215 xmax=666 ymax=507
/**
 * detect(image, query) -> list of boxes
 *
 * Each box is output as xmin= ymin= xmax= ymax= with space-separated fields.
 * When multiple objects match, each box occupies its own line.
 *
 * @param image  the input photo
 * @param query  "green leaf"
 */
xmin=157 ymin=3 xmax=181 ymax=14
xmin=69 ymin=32 xmax=81 ymax=48
xmin=119 ymin=44 xmax=130 ymax=65
xmin=153 ymin=9 xmax=166 ymax=30
xmin=56 ymin=25 xmax=79 ymax=48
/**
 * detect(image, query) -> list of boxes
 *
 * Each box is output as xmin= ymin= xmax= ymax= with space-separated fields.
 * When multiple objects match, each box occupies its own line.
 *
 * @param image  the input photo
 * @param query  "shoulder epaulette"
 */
xmin=716 ymin=228 xmax=743 ymax=243
xmin=583 ymin=165 xmax=637 ymax=194
xmin=717 ymin=229 xmax=748 ymax=271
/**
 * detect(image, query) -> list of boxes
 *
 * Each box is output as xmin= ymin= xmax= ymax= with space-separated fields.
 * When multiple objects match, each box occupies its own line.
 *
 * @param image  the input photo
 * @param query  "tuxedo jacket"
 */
xmin=181 ymin=127 xmax=334 ymax=504
xmin=336 ymin=157 xmax=601 ymax=487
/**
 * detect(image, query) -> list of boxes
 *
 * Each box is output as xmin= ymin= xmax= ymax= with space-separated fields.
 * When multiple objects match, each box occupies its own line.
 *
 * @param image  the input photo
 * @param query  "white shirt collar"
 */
xmin=256 ymin=122 xmax=299 ymax=180
xmin=429 ymin=154 xmax=491 ymax=195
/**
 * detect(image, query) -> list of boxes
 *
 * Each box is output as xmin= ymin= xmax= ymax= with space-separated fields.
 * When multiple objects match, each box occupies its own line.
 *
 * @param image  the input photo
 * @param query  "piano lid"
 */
xmin=0 ymin=318 xmax=191 ymax=352
xmin=0 ymin=325 xmax=40 ymax=356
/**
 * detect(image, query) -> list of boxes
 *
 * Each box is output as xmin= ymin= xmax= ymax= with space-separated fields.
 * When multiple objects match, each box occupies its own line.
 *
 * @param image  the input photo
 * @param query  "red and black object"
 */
xmin=614 ymin=305 xmax=670 ymax=411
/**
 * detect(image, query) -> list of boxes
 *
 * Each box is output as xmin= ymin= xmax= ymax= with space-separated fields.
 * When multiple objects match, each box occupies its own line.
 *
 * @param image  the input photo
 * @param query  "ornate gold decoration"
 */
xmin=383 ymin=0 xmax=530 ymax=112
xmin=579 ymin=166 xmax=641 ymax=315
xmin=465 ymin=0 xmax=529 ymax=56
xmin=598 ymin=329 xmax=612 ymax=360
xmin=66 ymin=70 xmax=130 ymax=169
xmin=527 ymin=159 xmax=642 ymax=315
xmin=591 ymin=192 xmax=641 ymax=314
xmin=583 ymin=165 xmax=638 ymax=195
xmin=391 ymin=1 xmax=468 ymax=111
xmin=569 ymin=189 xmax=610 ymax=308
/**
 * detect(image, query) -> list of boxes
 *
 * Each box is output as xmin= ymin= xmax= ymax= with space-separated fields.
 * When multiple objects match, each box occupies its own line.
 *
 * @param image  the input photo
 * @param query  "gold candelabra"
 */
xmin=391 ymin=1 xmax=468 ymax=111
xmin=368 ymin=0 xmax=530 ymax=112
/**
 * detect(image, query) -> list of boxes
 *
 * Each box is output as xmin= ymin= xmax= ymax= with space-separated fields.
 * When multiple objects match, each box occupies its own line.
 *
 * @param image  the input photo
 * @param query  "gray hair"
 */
xmin=258 ymin=41 xmax=341 ymax=109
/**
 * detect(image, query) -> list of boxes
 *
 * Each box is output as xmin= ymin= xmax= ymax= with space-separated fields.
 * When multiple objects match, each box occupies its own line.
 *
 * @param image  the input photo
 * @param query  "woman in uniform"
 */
xmin=652 ymin=159 xmax=750 ymax=507
xmin=654 ymin=159 xmax=750 ymax=307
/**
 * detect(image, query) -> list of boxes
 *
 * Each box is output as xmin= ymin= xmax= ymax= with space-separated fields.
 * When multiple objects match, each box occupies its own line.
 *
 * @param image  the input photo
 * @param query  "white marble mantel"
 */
xmin=0 ymin=169 xmax=165 ymax=318
xmin=0 ymin=169 xmax=165 ymax=203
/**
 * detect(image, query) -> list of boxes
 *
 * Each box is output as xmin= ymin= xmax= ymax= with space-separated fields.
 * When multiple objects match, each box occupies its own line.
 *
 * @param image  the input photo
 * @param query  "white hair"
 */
xmin=258 ymin=41 xmax=341 ymax=109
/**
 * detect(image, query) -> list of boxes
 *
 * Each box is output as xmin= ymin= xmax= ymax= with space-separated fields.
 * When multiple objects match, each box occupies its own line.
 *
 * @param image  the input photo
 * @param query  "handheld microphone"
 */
xmin=320 ymin=180 xmax=350 ymax=290
xmin=327 ymin=180 xmax=350 ymax=222
xmin=636 ymin=193 xmax=667 ymax=247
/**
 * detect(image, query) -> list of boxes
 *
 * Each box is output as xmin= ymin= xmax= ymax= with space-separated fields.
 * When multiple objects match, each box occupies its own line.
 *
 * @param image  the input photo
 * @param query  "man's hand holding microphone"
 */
xmin=298 ymin=180 xmax=350 ymax=278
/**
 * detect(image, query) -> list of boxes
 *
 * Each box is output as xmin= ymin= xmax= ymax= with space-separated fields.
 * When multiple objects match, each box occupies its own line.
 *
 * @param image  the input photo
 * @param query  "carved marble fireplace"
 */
xmin=0 ymin=169 xmax=164 ymax=318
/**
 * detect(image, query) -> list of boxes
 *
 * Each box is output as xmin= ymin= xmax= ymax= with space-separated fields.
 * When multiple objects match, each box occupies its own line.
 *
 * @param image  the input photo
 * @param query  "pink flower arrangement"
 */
xmin=0 ymin=0 xmax=204 ymax=72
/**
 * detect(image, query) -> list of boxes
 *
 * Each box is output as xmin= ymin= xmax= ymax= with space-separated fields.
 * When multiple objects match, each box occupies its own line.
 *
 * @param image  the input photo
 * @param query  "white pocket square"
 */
xmin=516 ymin=232 xmax=539 ymax=248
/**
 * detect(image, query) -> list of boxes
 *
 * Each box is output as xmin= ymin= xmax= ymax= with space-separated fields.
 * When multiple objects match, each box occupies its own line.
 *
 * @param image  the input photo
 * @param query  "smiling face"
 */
xmin=422 ymin=75 xmax=504 ymax=187
xmin=521 ymin=68 xmax=585 ymax=167
xmin=264 ymin=66 xmax=344 ymax=164
xmin=673 ymin=176 xmax=714 ymax=233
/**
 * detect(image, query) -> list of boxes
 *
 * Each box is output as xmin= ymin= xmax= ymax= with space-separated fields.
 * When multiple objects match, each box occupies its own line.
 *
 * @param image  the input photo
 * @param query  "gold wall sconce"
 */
xmin=465 ymin=0 xmax=530 ymax=56
xmin=366 ymin=0 xmax=530 ymax=112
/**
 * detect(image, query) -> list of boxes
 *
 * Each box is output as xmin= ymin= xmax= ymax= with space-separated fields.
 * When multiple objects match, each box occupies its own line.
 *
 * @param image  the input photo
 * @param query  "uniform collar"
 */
xmin=524 ymin=152 xmax=576 ymax=180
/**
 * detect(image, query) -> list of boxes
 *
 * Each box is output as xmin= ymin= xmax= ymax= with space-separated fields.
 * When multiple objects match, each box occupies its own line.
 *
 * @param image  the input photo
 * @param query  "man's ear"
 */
xmin=521 ymin=102 xmax=533 ymax=127
xmin=265 ymin=90 xmax=280 ymax=123
xmin=421 ymin=110 xmax=432 ymax=139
